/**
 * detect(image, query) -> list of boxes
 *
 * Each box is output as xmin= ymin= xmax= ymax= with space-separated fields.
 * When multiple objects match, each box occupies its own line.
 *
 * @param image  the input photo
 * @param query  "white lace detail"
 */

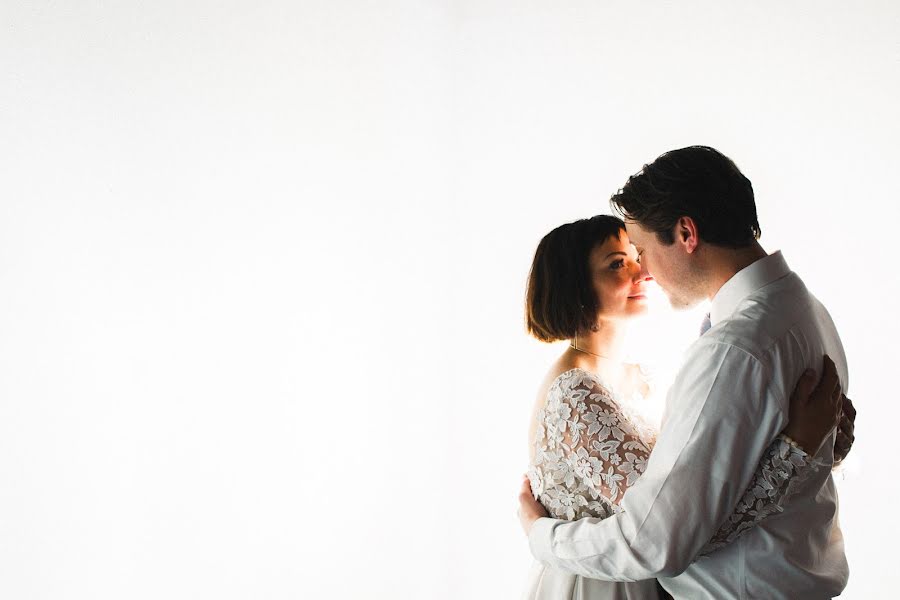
xmin=528 ymin=367 xmax=821 ymax=550
xmin=528 ymin=368 xmax=653 ymax=521
xmin=699 ymin=436 xmax=826 ymax=555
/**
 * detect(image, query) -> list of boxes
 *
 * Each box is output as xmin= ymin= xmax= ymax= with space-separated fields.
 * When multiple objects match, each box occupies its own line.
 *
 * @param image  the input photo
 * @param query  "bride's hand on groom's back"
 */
xmin=834 ymin=394 xmax=855 ymax=466
xmin=784 ymin=355 xmax=850 ymax=458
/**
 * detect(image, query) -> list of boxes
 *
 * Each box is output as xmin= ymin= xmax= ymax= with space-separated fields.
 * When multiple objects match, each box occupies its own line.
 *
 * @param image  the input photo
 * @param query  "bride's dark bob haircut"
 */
xmin=526 ymin=215 xmax=625 ymax=343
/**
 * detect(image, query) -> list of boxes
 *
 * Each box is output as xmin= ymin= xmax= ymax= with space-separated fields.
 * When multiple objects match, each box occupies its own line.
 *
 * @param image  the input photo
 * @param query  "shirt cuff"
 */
xmin=528 ymin=517 xmax=560 ymax=564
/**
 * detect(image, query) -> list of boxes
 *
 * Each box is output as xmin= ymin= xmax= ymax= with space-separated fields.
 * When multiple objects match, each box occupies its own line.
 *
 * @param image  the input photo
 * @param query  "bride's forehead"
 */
xmin=596 ymin=231 xmax=634 ymax=252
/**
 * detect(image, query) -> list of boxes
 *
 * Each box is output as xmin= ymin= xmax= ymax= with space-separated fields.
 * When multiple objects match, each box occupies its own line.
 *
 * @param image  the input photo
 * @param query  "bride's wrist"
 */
xmin=780 ymin=432 xmax=810 ymax=454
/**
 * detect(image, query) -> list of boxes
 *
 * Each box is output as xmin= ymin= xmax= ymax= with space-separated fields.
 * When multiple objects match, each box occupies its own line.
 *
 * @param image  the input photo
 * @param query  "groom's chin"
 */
xmin=666 ymin=294 xmax=701 ymax=311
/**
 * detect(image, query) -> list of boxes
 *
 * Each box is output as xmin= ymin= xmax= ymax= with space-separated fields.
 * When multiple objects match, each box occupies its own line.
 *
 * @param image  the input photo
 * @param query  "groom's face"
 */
xmin=624 ymin=220 xmax=702 ymax=309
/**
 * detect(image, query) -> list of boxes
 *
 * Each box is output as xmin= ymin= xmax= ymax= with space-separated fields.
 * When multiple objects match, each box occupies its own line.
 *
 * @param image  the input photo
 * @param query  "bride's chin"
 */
xmin=626 ymin=301 xmax=650 ymax=316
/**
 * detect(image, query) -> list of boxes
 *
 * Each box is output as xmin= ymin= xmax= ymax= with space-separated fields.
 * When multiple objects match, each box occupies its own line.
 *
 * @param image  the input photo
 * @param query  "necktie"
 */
xmin=699 ymin=312 xmax=712 ymax=337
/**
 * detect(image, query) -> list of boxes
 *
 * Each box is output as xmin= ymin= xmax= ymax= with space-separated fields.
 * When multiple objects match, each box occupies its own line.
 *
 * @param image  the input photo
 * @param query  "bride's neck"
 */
xmin=570 ymin=319 xmax=628 ymax=382
xmin=573 ymin=318 xmax=626 ymax=358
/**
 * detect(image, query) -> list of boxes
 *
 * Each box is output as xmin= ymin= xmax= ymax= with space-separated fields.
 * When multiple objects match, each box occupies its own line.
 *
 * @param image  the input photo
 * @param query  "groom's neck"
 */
xmin=703 ymin=241 xmax=768 ymax=300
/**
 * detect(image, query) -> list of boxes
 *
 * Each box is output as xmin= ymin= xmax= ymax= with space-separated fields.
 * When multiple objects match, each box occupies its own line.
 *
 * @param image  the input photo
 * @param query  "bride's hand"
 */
xmin=783 ymin=355 xmax=842 ymax=454
xmin=834 ymin=394 xmax=856 ymax=466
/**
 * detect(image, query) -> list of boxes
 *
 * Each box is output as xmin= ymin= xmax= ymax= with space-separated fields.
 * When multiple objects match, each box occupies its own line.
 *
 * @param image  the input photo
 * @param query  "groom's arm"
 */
xmin=528 ymin=341 xmax=786 ymax=581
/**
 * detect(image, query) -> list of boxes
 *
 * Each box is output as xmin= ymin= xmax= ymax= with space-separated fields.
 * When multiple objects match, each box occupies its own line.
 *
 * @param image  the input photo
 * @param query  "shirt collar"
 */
xmin=709 ymin=251 xmax=791 ymax=326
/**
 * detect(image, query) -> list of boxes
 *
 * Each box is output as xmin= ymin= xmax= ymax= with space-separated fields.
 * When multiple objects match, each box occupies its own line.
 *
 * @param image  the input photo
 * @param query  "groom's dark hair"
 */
xmin=610 ymin=146 xmax=761 ymax=248
xmin=526 ymin=215 xmax=625 ymax=343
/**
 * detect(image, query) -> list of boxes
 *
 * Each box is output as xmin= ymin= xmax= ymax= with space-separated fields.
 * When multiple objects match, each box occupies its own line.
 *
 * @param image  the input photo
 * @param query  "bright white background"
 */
xmin=1 ymin=1 xmax=896 ymax=598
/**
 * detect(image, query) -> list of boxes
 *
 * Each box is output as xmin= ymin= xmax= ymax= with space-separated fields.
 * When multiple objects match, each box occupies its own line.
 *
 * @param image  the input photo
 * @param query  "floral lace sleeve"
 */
xmin=528 ymin=369 xmax=655 ymax=522
xmin=699 ymin=434 xmax=828 ymax=556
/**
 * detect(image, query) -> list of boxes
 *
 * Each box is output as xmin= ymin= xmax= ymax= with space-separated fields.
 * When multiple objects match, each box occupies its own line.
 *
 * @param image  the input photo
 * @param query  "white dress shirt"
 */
xmin=528 ymin=252 xmax=849 ymax=599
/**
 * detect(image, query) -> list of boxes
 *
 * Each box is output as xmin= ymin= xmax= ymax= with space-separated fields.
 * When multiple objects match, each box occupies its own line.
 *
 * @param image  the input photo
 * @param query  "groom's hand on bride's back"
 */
xmin=517 ymin=475 xmax=548 ymax=536
xmin=784 ymin=355 xmax=855 ymax=463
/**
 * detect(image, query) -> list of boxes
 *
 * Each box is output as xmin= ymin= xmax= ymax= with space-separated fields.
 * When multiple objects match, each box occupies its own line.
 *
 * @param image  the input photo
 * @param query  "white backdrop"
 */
xmin=1 ymin=1 xmax=896 ymax=598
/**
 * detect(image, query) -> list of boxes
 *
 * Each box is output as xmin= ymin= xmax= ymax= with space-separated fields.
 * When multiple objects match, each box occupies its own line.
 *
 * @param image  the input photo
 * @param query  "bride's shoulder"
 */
xmin=543 ymin=365 xmax=614 ymax=402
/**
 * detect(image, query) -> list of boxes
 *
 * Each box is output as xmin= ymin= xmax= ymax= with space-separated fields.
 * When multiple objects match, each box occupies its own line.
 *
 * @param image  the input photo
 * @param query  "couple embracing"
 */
xmin=517 ymin=146 xmax=855 ymax=599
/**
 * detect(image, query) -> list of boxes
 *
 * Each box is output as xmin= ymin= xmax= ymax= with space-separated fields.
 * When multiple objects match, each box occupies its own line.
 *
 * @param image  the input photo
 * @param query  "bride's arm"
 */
xmin=699 ymin=356 xmax=843 ymax=555
xmin=527 ymin=370 xmax=652 ymax=521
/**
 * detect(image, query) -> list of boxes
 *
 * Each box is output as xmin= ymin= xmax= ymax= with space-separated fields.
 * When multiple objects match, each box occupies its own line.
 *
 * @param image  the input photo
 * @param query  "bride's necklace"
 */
xmin=570 ymin=335 xmax=618 ymax=361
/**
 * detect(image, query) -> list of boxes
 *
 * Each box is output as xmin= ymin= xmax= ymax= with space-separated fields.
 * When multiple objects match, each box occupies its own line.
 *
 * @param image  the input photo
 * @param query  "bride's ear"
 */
xmin=675 ymin=216 xmax=700 ymax=254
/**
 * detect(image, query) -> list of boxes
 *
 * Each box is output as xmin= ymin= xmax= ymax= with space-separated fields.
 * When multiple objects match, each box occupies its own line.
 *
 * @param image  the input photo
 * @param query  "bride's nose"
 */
xmin=633 ymin=262 xmax=653 ymax=282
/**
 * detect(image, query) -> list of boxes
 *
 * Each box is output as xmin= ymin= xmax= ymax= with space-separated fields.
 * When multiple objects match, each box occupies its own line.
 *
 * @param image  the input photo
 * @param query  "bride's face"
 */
xmin=588 ymin=231 xmax=652 ymax=321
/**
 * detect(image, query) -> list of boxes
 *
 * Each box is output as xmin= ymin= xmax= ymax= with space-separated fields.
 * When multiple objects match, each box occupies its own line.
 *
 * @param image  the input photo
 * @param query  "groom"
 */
xmin=518 ymin=146 xmax=850 ymax=598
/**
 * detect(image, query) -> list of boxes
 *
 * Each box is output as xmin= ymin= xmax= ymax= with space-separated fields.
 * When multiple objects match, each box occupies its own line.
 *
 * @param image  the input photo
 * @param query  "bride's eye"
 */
xmin=610 ymin=259 xmax=625 ymax=270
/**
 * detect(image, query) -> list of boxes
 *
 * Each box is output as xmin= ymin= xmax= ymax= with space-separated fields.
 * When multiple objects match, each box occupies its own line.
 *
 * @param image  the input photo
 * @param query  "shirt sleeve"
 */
xmin=528 ymin=341 xmax=787 ymax=581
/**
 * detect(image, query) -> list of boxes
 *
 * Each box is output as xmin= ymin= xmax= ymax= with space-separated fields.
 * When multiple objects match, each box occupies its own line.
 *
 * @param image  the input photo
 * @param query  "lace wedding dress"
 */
xmin=523 ymin=368 xmax=820 ymax=600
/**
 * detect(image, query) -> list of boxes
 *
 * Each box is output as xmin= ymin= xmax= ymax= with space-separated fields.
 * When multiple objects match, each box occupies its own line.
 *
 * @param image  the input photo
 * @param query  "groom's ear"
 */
xmin=675 ymin=216 xmax=700 ymax=254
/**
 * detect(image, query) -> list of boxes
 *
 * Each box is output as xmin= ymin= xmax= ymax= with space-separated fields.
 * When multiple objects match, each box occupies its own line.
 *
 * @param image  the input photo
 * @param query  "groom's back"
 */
xmin=662 ymin=269 xmax=849 ymax=599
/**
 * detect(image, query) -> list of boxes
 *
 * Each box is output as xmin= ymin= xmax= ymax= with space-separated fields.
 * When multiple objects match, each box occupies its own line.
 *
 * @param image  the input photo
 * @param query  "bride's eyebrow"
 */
xmin=604 ymin=251 xmax=627 ymax=260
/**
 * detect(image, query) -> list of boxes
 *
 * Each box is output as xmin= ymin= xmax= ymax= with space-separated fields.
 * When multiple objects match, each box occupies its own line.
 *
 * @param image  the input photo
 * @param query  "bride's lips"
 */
xmin=628 ymin=289 xmax=647 ymax=300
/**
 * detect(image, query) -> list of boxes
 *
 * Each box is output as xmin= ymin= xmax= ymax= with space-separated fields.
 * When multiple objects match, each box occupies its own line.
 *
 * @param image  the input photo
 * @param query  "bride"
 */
xmin=519 ymin=215 xmax=849 ymax=599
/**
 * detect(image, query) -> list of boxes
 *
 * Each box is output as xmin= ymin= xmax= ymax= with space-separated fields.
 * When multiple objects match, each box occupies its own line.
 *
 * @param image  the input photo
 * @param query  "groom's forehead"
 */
xmin=623 ymin=221 xmax=646 ymax=242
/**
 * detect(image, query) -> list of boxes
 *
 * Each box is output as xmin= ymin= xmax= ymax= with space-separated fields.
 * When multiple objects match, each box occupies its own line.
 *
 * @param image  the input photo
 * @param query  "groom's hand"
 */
xmin=518 ymin=475 xmax=548 ymax=535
